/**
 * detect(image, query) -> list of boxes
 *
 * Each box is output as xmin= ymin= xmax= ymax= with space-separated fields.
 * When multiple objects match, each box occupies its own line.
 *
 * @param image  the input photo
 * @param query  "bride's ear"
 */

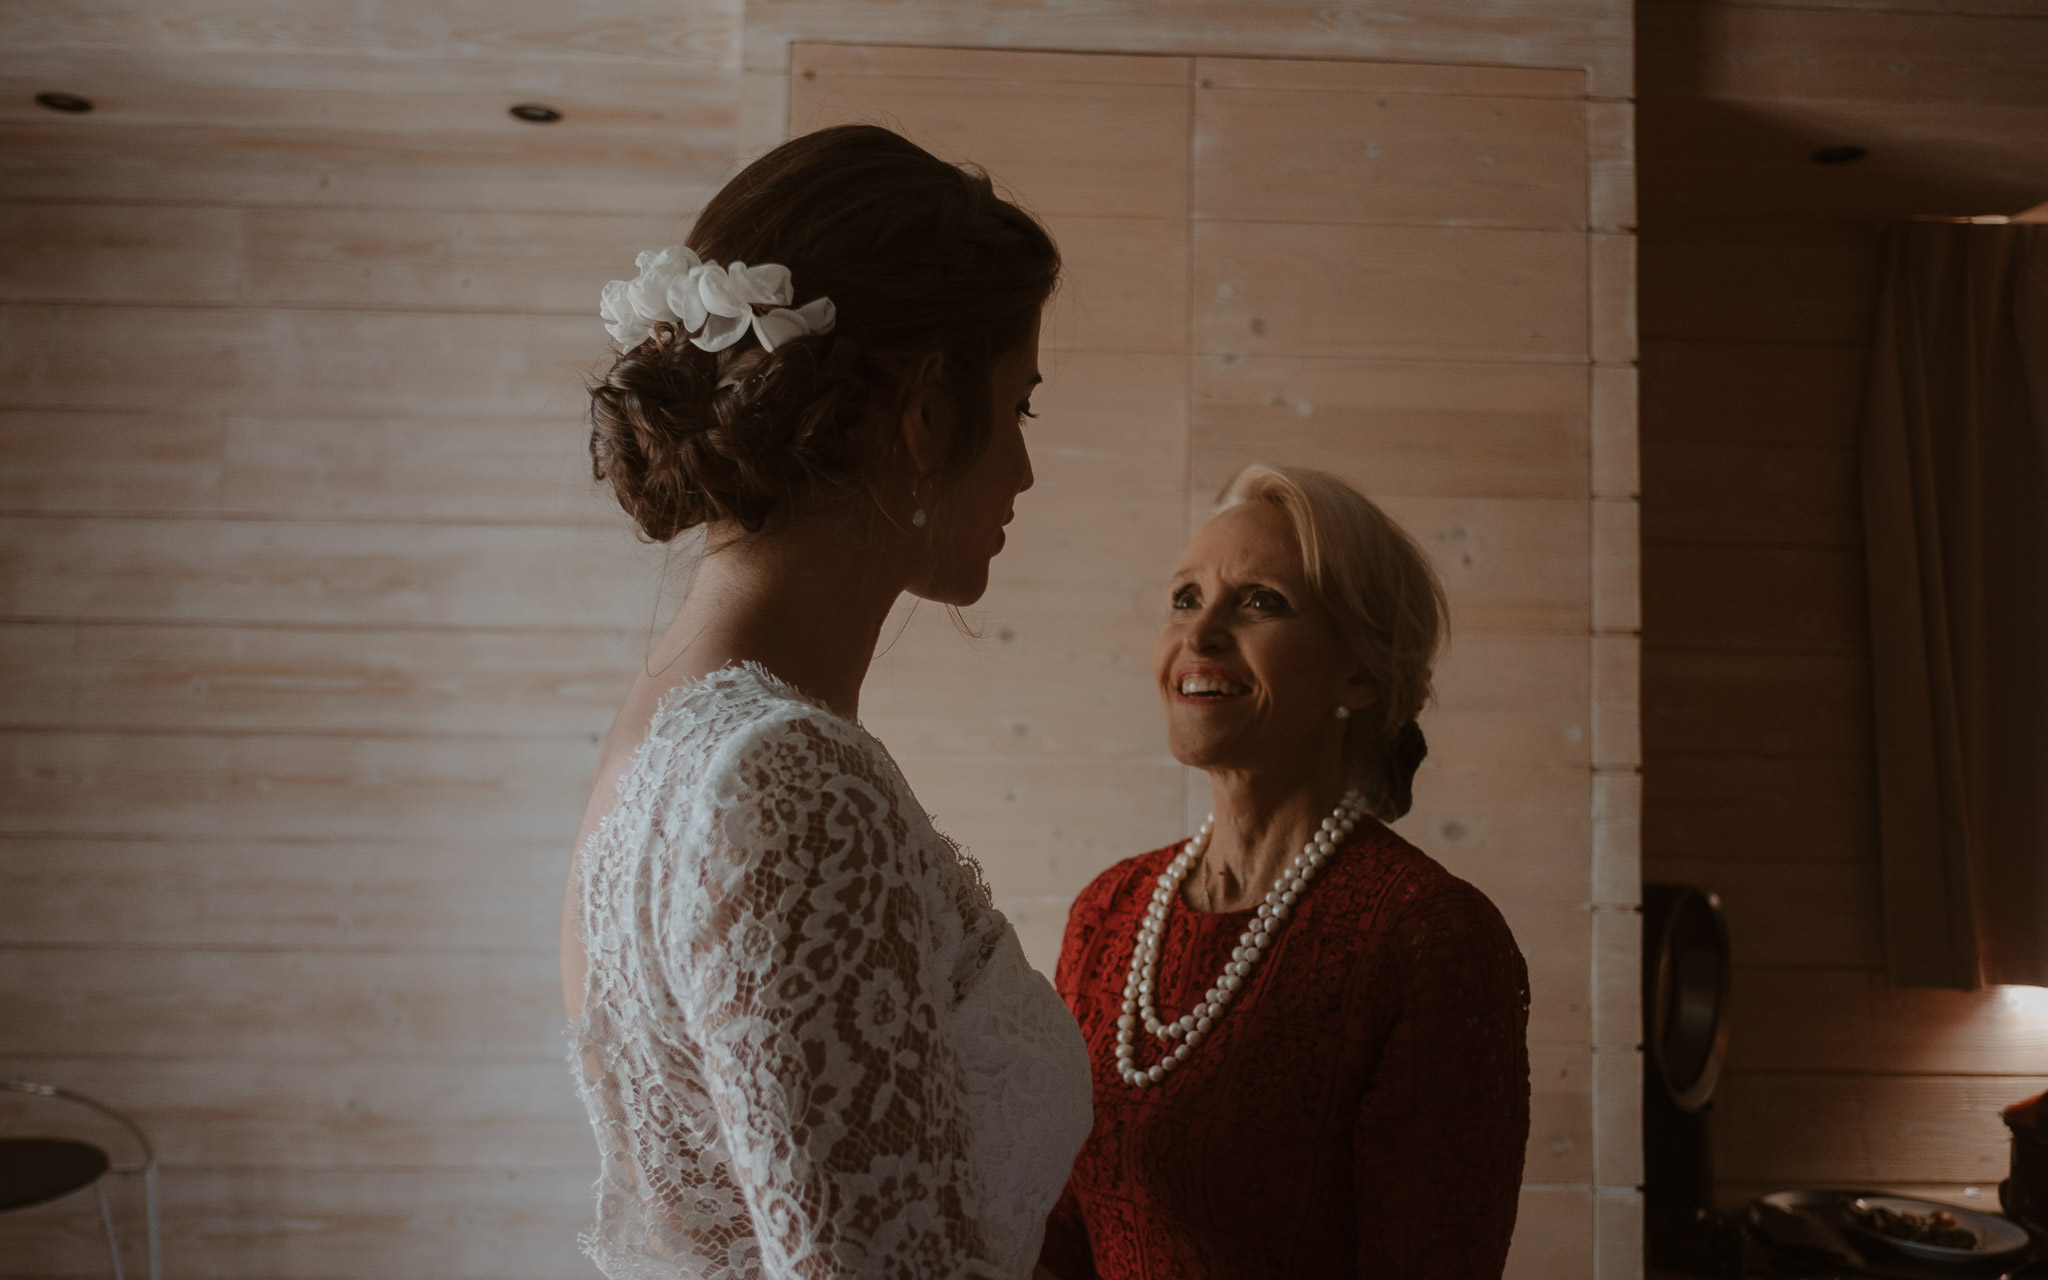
xmin=894 ymin=351 xmax=948 ymax=476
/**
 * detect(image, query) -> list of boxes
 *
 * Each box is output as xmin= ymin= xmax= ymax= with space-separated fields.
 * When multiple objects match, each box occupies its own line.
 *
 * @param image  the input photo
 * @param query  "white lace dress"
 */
xmin=569 ymin=664 xmax=1093 ymax=1280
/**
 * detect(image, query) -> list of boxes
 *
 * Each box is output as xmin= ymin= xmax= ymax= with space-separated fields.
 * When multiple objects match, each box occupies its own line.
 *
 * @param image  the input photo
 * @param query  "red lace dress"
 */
xmin=1039 ymin=820 xmax=1530 ymax=1280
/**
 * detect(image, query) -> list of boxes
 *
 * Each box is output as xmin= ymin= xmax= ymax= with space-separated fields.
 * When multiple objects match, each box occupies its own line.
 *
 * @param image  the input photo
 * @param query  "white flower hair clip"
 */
xmin=600 ymin=245 xmax=836 ymax=354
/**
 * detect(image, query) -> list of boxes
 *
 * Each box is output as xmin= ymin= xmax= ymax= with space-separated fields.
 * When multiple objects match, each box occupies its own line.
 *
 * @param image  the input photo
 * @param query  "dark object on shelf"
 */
xmin=509 ymin=103 xmax=562 ymax=123
xmin=1645 ymin=883 xmax=1735 ymax=1275
xmin=2003 ymin=1093 xmax=2048 ymax=1238
xmin=33 ymin=92 xmax=93 ymax=113
xmin=1812 ymin=145 xmax=1871 ymax=164
xmin=1847 ymin=1198 xmax=1981 ymax=1253
xmin=1745 ymin=1189 xmax=2033 ymax=1278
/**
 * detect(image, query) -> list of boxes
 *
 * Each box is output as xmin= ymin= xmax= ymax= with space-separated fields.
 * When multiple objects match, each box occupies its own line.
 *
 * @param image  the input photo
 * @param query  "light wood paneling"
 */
xmin=0 ymin=409 xmax=605 ymax=524
xmin=1192 ymin=356 xmax=1591 ymax=500
xmin=1591 ymin=364 xmax=1640 ymax=498
xmin=1592 ymin=635 xmax=1641 ymax=770
xmin=0 ymin=948 xmax=565 ymax=1060
xmin=0 ymin=839 xmax=565 ymax=951
xmin=0 ymin=1165 xmax=596 ymax=1279
xmin=3 ymin=25 xmax=1638 ymax=1276
xmin=1715 ymin=1072 xmax=2048 ymax=1185
xmin=752 ymin=0 xmax=1635 ymax=96
xmin=1195 ymin=58 xmax=1585 ymax=99
xmin=1530 ymin=1042 xmax=1598 ymax=1183
xmin=0 ymin=623 xmax=635 ymax=736
xmin=1506 ymin=1187 xmax=1598 ymax=1279
xmin=1591 ymin=232 xmax=1638 ymax=365
xmin=0 ymin=117 xmax=726 ymax=213
xmin=0 ymin=203 xmax=241 ymax=301
xmin=1037 ymin=216 xmax=1189 ymax=355
xmin=1594 ymin=770 xmax=1643 ymax=906
xmin=1593 ymin=902 xmax=1640 ymax=1046
xmin=1723 ymin=969 xmax=2048 ymax=1075
xmin=1588 ymin=101 xmax=1637 ymax=233
xmin=0 ymin=1057 xmax=591 ymax=1167
xmin=0 ymin=731 xmax=594 ymax=843
xmin=1023 ymin=351 xmax=1189 ymax=492
xmin=1377 ymin=498 xmax=1592 ymax=635
xmin=1194 ymin=221 xmax=1589 ymax=362
xmin=241 ymin=207 xmax=682 ymax=313
xmin=0 ymin=47 xmax=738 ymax=131
xmin=0 ymin=410 xmax=224 ymax=514
xmin=1192 ymin=78 xmax=1588 ymax=229
xmin=789 ymin=51 xmax=1191 ymax=220
xmin=0 ymin=305 xmax=598 ymax=416
xmin=1592 ymin=499 xmax=1640 ymax=633
xmin=1 ymin=3 xmax=741 ymax=65
xmin=1595 ymin=1049 xmax=1645 ymax=1185
xmin=0 ymin=517 xmax=658 ymax=629
xmin=1400 ymin=763 xmax=1597 ymax=906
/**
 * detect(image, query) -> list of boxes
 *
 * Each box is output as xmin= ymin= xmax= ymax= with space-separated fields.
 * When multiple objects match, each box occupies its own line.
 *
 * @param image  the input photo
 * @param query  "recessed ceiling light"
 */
xmin=34 ymin=92 xmax=93 ymax=114
xmin=1811 ymin=145 xmax=1870 ymax=165
xmin=509 ymin=103 xmax=562 ymax=124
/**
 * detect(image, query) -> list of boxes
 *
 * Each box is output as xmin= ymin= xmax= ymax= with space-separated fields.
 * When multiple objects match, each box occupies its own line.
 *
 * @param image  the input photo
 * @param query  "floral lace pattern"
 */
xmin=570 ymin=664 xmax=1092 ymax=1280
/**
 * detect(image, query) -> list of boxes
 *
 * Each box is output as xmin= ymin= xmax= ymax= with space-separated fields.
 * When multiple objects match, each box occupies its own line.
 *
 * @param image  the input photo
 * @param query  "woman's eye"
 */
xmin=1246 ymin=588 xmax=1288 ymax=612
xmin=1171 ymin=585 xmax=1199 ymax=610
xmin=1017 ymin=402 xmax=1038 ymax=421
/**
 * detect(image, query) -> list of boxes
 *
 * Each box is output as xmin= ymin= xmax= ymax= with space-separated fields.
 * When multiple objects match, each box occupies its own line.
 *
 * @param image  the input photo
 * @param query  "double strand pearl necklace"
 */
xmin=1114 ymin=788 xmax=1366 ymax=1088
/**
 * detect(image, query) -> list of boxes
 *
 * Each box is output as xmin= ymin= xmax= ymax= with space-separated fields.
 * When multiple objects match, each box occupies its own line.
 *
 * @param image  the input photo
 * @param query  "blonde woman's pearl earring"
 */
xmin=912 ymin=509 xmax=927 ymax=528
xmin=1334 ymin=705 xmax=1351 ymax=720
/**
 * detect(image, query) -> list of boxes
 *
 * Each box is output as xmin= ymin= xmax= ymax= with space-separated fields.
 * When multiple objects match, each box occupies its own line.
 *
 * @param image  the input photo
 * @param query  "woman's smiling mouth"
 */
xmin=1175 ymin=668 xmax=1251 ymax=701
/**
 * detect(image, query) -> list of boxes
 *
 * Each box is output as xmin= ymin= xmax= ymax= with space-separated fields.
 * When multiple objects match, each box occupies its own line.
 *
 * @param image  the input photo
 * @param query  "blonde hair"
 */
xmin=1216 ymin=463 xmax=1449 ymax=820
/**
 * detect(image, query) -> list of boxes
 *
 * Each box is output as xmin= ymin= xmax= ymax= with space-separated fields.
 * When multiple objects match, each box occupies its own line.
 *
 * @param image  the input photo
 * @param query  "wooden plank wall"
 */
xmin=790 ymin=41 xmax=1640 ymax=1280
xmin=0 ymin=0 xmax=1637 ymax=1275
xmin=0 ymin=5 xmax=744 ymax=1275
xmin=1637 ymin=0 xmax=2048 ymax=1212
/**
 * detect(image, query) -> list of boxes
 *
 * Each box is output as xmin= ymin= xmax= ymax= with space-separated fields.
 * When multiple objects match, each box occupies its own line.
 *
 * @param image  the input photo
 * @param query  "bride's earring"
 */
xmin=909 ymin=475 xmax=932 ymax=529
xmin=1334 ymin=705 xmax=1351 ymax=720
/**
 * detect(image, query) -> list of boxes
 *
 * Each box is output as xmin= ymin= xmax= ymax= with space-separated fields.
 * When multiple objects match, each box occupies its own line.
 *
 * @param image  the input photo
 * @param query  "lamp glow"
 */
xmin=1997 ymin=985 xmax=2048 ymax=1020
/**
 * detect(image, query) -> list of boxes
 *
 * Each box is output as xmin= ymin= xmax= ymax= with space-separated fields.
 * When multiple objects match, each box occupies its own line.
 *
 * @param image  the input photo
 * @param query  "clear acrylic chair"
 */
xmin=0 ymin=1080 xmax=161 ymax=1280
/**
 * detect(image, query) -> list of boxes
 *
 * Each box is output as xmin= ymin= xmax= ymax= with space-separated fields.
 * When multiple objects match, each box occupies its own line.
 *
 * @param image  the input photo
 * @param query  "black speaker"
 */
xmin=1643 ymin=883 xmax=1734 ymax=1275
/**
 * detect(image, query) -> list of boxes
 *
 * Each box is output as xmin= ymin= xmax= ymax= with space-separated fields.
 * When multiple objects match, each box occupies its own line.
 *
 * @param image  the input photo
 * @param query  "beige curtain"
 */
xmin=1861 ymin=220 xmax=2048 ymax=990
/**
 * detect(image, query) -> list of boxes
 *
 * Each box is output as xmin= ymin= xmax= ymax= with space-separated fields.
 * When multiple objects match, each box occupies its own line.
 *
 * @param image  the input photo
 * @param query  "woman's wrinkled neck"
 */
xmin=653 ymin=503 xmax=909 ymax=720
xmin=1195 ymin=756 xmax=1353 ymax=910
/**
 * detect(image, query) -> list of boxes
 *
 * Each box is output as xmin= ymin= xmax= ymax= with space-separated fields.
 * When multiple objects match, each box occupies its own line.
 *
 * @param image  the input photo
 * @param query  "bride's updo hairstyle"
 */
xmin=1216 ymin=464 xmax=1450 ymax=821
xmin=590 ymin=124 xmax=1060 ymax=541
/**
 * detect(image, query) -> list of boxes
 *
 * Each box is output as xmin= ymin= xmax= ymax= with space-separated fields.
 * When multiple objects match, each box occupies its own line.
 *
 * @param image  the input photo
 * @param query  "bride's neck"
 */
xmin=649 ymin=506 xmax=909 ymax=720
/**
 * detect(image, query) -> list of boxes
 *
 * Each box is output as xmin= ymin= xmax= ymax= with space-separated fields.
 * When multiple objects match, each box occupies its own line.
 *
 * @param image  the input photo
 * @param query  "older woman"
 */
xmin=1039 ymin=465 xmax=1530 ymax=1280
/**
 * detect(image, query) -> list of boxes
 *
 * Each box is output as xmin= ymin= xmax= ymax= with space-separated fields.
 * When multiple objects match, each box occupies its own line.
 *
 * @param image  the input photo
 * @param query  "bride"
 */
xmin=560 ymin=125 xmax=1092 ymax=1279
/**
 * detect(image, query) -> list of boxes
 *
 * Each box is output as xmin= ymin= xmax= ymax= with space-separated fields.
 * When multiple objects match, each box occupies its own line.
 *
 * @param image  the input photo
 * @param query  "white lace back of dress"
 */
xmin=568 ymin=664 xmax=1092 ymax=1280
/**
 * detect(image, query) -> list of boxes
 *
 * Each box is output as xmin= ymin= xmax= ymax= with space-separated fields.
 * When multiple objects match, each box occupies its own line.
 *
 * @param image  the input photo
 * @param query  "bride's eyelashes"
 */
xmin=1017 ymin=402 xmax=1038 ymax=422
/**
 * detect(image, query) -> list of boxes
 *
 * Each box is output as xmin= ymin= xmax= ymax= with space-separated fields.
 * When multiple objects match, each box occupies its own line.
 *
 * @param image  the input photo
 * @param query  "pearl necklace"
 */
xmin=1115 ymin=789 xmax=1366 ymax=1088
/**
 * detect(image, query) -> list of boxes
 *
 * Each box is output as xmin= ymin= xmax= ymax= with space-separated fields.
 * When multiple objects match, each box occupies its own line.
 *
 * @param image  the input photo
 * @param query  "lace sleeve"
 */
xmin=664 ymin=709 xmax=999 ymax=1280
